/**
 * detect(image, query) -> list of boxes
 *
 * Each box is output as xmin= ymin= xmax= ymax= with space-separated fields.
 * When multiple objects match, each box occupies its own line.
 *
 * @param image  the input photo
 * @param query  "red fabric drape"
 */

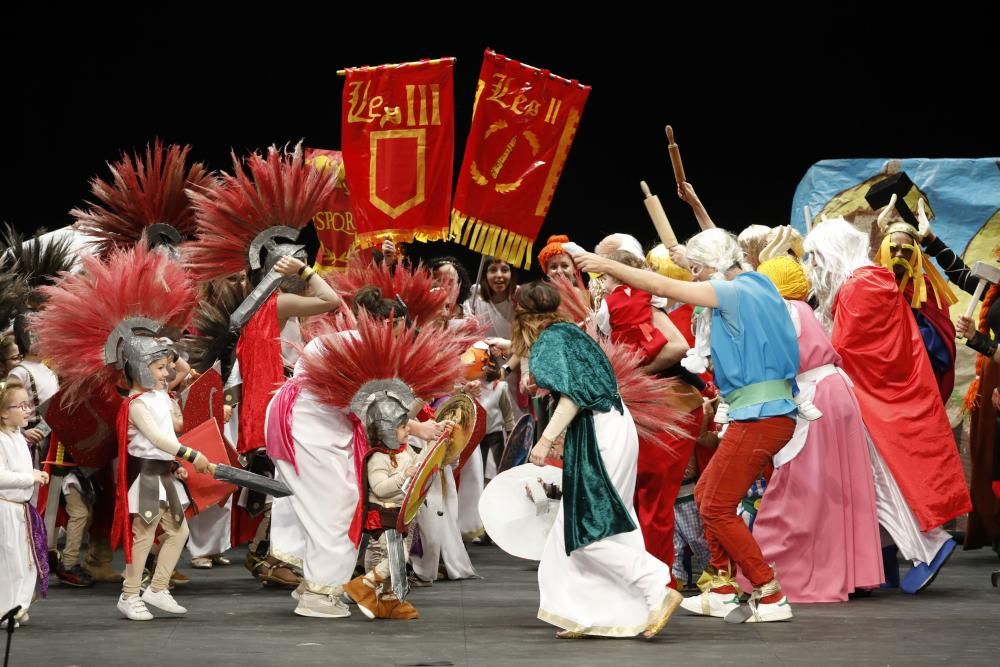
xmin=833 ymin=266 xmax=970 ymax=530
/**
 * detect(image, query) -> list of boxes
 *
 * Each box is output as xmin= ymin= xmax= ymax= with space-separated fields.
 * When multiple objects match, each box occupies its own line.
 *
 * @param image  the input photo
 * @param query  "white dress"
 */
xmin=536 ymin=405 xmax=672 ymax=637
xmin=411 ymin=463 xmax=477 ymax=580
xmin=456 ymin=449 xmax=485 ymax=539
xmin=0 ymin=430 xmax=38 ymax=616
xmin=268 ymin=383 xmax=360 ymax=594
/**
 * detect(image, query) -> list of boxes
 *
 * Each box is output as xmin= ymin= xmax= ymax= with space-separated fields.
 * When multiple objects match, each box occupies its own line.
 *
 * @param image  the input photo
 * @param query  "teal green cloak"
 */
xmin=529 ymin=322 xmax=636 ymax=554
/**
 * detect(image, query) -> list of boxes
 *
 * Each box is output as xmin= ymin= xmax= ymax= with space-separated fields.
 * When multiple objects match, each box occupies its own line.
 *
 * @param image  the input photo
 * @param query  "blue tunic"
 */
xmin=709 ymin=272 xmax=799 ymax=421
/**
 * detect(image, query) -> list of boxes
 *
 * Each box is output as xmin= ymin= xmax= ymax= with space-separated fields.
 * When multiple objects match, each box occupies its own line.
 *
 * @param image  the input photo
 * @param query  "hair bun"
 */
xmin=353 ymin=285 xmax=383 ymax=310
xmin=546 ymin=234 xmax=570 ymax=245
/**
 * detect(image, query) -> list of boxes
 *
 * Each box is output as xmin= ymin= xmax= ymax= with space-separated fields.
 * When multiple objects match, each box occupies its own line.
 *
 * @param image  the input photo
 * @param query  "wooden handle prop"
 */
xmin=665 ymin=125 xmax=687 ymax=184
xmin=640 ymin=181 xmax=678 ymax=248
xmin=964 ymin=279 xmax=988 ymax=320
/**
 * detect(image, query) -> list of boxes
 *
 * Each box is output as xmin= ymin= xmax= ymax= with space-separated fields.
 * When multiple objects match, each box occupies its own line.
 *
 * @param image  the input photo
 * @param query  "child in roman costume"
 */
xmin=67 ymin=140 xmax=216 ymax=585
xmin=330 ymin=310 xmax=475 ymax=620
xmin=185 ymin=144 xmax=341 ymax=585
xmin=31 ymin=241 xmax=211 ymax=621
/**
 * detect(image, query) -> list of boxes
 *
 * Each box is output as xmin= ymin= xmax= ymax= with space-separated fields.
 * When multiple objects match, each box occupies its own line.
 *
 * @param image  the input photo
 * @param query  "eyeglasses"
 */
xmin=3 ymin=402 xmax=32 ymax=412
xmin=4 ymin=354 xmax=23 ymax=363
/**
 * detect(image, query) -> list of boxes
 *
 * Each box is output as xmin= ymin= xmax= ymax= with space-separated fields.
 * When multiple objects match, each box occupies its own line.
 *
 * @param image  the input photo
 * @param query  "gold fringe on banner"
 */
xmin=354 ymin=226 xmax=450 ymax=250
xmin=449 ymin=209 xmax=534 ymax=269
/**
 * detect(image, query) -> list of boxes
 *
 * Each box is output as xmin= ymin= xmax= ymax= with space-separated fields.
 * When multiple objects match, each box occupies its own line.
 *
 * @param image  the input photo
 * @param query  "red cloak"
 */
xmin=832 ymin=266 xmax=970 ymax=531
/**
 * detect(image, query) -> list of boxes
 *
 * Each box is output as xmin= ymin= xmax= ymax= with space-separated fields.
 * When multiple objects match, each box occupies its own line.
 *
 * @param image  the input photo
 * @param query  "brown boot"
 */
xmin=257 ymin=557 xmax=301 ymax=589
xmin=82 ymin=537 xmax=122 ymax=583
xmin=343 ymin=574 xmax=380 ymax=620
xmin=375 ymin=595 xmax=419 ymax=620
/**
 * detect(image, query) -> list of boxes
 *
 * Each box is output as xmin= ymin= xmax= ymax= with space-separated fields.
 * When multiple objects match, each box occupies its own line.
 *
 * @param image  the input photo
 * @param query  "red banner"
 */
xmin=305 ymin=148 xmax=357 ymax=273
xmin=341 ymin=58 xmax=455 ymax=249
xmin=451 ymin=50 xmax=590 ymax=269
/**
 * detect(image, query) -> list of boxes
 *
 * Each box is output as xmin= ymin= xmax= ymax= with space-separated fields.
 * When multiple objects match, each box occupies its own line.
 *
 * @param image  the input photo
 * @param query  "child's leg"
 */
xmin=61 ymin=487 xmax=91 ymax=569
xmin=149 ymin=512 xmax=189 ymax=593
xmin=124 ymin=511 xmax=163 ymax=597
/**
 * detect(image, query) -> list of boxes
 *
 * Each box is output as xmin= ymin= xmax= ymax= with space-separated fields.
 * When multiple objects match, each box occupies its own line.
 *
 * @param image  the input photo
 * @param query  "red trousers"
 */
xmin=635 ymin=407 xmax=702 ymax=570
xmin=694 ymin=416 xmax=794 ymax=587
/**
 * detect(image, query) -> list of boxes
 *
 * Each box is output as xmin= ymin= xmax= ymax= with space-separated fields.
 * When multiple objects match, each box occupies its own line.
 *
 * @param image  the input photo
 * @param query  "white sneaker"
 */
xmin=117 ymin=594 xmax=154 ymax=621
xmin=680 ymin=590 xmax=742 ymax=618
xmin=294 ymin=591 xmax=351 ymax=619
xmin=141 ymin=588 xmax=187 ymax=614
xmin=741 ymin=595 xmax=793 ymax=623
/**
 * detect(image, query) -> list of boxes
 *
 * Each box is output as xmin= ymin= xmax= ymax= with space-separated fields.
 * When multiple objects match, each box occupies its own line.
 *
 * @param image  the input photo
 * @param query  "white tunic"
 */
xmin=0 ymin=430 xmax=38 ymax=616
xmin=536 ymin=405 xmax=672 ymax=637
xmin=125 ymin=391 xmax=188 ymax=514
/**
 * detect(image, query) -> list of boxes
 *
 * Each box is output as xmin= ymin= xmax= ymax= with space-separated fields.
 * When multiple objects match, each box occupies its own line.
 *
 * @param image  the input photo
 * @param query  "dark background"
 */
xmin=4 ymin=6 xmax=998 ymax=279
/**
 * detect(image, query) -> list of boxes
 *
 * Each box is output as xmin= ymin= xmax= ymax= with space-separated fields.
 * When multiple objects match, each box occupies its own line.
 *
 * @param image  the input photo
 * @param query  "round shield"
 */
xmin=397 ymin=436 xmax=448 ymax=531
xmin=452 ymin=400 xmax=487 ymax=475
xmin=478 ymin=463 xmax=562 ymax=560
xmin=497 ymin=414 xmax=534 ymax=473
xmin=434 ymin=393 xmax=484 ymax=466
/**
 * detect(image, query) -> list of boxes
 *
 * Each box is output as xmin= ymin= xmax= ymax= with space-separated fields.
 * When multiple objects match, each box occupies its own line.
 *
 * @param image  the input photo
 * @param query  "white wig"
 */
xmin=595 ymin=233 xmax=645 ymax=261
xmin=684 ymin=228 xmax=748 ymax=277
xmin=803 ymin=217 xmax=873 ymax=330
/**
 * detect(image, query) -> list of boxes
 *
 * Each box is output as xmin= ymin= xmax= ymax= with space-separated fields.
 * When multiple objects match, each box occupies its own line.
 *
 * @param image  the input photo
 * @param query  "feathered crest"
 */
xmin=299 ymin=306 xmax=357 ymax=342
xmin=0 ymin=269 xmax=29 ymax=327
xmin=597 ymin=336 xmax=692 ymax=445
xmin=184 ymin=143 xmax=340 ymax=282
xmin=181 ymin=277 xmax=252 ymax=372
xmin=329 ymin=254 xmax=448 ymax=326
xmin=1 ymin=224 xmax=76 ymax=300
xmin=30 ymin=240 xmax=197 ymax=405
xmin=297 ymin=311 xmax=482 ymax=410
xmin=549 ymin=274 xmax=693 ymax=447
xmin=71 ymin=140 xmax=217 ymax=257
xmin=549 ymin=273 xmax=593 ymax=325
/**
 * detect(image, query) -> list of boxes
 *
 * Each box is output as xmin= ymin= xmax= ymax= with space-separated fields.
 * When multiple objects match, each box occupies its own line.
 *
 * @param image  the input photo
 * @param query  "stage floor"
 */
xmin=8 ymin=544 xmax=1000 ymax=666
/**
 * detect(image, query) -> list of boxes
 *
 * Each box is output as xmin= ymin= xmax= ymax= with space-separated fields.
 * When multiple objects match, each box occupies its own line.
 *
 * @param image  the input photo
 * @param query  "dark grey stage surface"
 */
xmin=8 ymin=545 xmax=999 ymax=667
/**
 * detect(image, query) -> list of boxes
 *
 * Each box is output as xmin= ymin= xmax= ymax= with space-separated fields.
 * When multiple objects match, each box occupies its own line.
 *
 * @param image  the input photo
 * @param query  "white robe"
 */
xmin=868 ymin=437 xmax=951 ymax=565
xmin=0 ymin=430 xmax=38 ymax=617
xmin=456 ymin=448 xmax=485 ymax=540
xmin=187 ymin=498 xmax=233 ymax=558
xmin=537 ymin=405 xmax=672 ymax=637
xmin=269 ymin=389 xmax=360 ymax=594
xmin=411 ymin=463 xmax=477 ymax=581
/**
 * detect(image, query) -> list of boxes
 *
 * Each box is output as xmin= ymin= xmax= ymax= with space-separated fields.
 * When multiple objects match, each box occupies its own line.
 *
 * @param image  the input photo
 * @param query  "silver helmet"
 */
xmin=146 ymin=223 xmax=184 ymax=260
xmin=350 ymin=379 xmax=419 ymax=451
xmin=249 ymin=226 xmax=307 ymax=294
xmin=104 ymin=317 xmax=175 ymax=390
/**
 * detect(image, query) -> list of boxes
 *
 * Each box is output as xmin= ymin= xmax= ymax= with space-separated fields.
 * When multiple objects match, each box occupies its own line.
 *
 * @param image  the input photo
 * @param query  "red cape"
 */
xmin=110 ymin=394 xmax=143 ymax=564
xmin=235 ymin=294 xmax=285 ymax=455
xmin=833 ymin=266 xmax=970 ymax=531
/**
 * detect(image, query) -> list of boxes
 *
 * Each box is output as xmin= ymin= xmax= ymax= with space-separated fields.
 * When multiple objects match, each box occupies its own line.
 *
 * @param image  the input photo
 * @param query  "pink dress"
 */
xmin=749 ymin=300 xmax=883 ymax=602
